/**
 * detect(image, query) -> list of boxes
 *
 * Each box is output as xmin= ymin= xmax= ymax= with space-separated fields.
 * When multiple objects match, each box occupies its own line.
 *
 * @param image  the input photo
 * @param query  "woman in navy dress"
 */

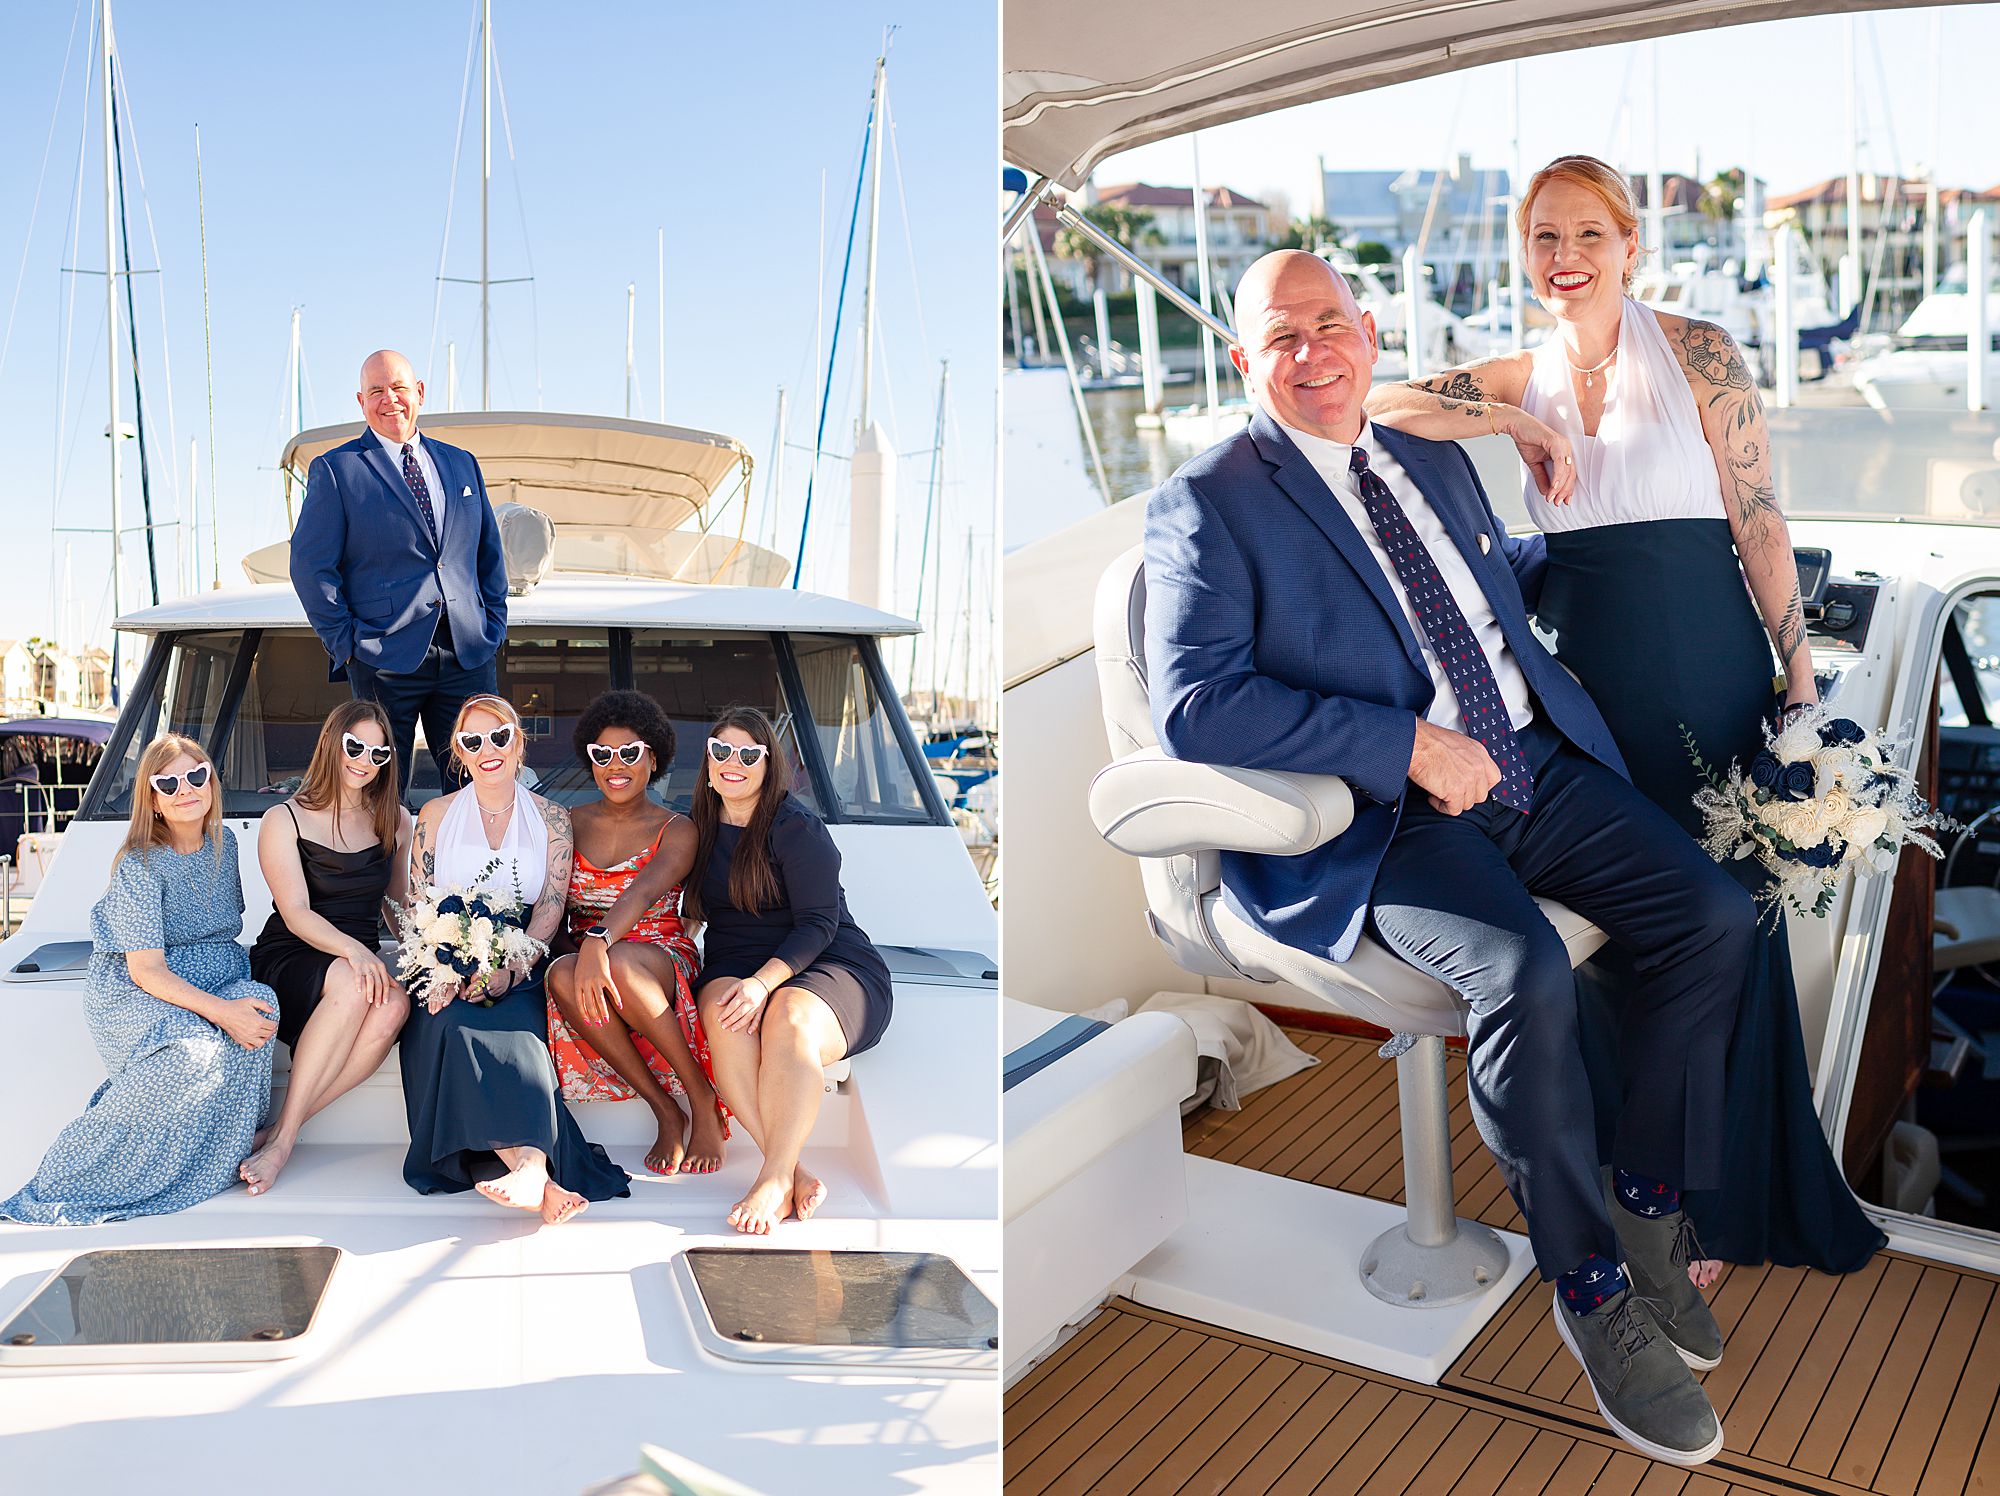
xmin=400 ymin=694 xmax=629 ymax=1224
xmin=1 ymin=734 xmax=278 ymax=1224
xmin=242 ymin=700 xmax=413 ymax=1195
xmin=1367 ymin=154 xmax=1884 ymax=1276
xmin=687 ymin=707 xmax=893 ymax=1233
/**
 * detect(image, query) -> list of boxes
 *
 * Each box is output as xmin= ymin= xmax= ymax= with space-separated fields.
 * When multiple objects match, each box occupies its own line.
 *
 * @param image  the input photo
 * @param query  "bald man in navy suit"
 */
xmin=291 ymin=350 xmax=508 ymax=796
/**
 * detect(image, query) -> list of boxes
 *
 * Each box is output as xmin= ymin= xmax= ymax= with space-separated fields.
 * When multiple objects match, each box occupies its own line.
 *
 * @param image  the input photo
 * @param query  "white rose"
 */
xmin=409 ymin=900 xmax=439 ymax=928
xmin=1844 ymin=805 xmax=1888 ymax=852
xmin=467 ymin=916 xmax=497 ymax=953
xmin=1773 ymin=718 xmax=1821 ymax=762
xmin=1812 ymin=745 xmax=1858 ymax=797
xmin=424 ymin=914 xmax=462 ymax=948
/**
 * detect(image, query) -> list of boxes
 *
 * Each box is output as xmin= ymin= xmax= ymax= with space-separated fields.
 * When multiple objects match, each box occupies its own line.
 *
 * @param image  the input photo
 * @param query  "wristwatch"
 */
xmin=582 ymin=924 xmax=611 ymax=944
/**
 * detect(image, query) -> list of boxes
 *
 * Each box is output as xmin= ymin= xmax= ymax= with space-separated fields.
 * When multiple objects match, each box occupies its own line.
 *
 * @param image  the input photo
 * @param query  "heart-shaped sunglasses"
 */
xmin=342 ymin=732 xmax=393 ymax=767
xmin=587 ymin=741 xmax=648 ymax=768
xmin=148 ymin=763 xmax=212 ymax=795
xmin=706 ymin=738 xmax=768 ymax=768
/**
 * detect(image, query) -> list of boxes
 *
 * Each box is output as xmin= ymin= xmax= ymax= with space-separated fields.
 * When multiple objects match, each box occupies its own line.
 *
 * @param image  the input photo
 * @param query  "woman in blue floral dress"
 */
xmin=0 ymin=734 xmax=279 ymax=1224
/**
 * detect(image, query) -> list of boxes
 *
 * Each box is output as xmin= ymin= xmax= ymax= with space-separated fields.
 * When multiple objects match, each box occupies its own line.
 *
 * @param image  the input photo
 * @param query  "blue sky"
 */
xmin=1100 ymin=7 xmax=2000 ymax=228
xmin=0 ymin=1 xmax=997 ymax=697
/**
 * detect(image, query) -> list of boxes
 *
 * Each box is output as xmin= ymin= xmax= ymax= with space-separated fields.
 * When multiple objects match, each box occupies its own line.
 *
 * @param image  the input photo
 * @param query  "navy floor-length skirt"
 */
xmin=399 ymin=964 xmax=630 ymax=1202
xmin=1540 ymin=517 xmax=1885 ymax=1273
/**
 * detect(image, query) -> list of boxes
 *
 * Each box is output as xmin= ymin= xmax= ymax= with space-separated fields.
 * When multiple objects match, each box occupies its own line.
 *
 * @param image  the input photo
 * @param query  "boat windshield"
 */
xmin=82 ymin=627 xmax=941 ymax=827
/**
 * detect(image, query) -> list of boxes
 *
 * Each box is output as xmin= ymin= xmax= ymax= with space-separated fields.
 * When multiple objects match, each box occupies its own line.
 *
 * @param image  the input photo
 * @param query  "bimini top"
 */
xmin=113 ymin=573 xmax=918 ymax=639
xmin=266 ymin=411 xmax=789 ymax=588
xmin=1004 ymin=0 xmax=1943 ymax=188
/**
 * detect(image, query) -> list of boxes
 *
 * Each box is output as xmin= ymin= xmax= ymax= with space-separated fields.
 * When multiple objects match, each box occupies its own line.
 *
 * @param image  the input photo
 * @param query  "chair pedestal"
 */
xmin=1359 ymin=1035 xmax=1512 ymax=1308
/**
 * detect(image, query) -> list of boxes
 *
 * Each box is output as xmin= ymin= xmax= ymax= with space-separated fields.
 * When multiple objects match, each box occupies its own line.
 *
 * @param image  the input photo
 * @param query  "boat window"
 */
xmin=482 ymin=630 xmax=616 ymax=809
xmin=629 ymin=633 xmax=822 ymax=816
xmin=91 ymin=631 xmax=246 ymax=818
xmin=790 ymin=635 xmax=931 ymax=822
xmin=215 ymin=632 xmax=361 ymax=814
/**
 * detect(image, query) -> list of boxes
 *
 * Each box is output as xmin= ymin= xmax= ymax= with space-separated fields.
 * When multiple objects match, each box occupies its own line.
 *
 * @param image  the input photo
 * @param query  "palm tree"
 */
xmin=1273 ymin=215 xmax=1342 ymax=254
xmin=1055 ymin=204 xmax=1163 ymax=293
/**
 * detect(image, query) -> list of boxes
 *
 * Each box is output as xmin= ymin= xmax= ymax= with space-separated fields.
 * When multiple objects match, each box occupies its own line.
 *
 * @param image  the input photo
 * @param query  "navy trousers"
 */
xmin=348 ymin=623 xmax=499 ymax=798
xmin=1366 ymin=717 xmax=1756 ymax=1280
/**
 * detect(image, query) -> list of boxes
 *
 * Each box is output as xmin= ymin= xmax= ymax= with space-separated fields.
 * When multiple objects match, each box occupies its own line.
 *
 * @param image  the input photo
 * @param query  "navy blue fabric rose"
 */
xmin=1776 ymin=761 xmax=1817 ymax=801
xmin=437 ymin=892 xmax=466 ymax=915
xmin=1818 ymin=718 xmax=1867 ymax=746
xmin=1749 ymin=752 xmax=1782 ymax=792
xmin=1780 ymin=840 xmax=1842 ymax=869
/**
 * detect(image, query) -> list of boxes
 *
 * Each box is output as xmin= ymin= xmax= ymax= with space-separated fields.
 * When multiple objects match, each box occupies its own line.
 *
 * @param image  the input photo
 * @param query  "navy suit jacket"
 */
xmin=1143 ymin=410 xmax=1628 ymax=963
xmin=289 ymin=431 xmax=508 ymax=679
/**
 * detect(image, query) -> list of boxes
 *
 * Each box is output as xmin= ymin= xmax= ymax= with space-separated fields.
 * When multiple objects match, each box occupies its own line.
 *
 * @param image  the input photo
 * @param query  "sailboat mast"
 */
xmin=857 ymin=51 xmax=886 ymax=431
xmin=480 ymin=0 xmax=491 ymax=410
xmin=101 ymin=0 xmax=123 ymax=700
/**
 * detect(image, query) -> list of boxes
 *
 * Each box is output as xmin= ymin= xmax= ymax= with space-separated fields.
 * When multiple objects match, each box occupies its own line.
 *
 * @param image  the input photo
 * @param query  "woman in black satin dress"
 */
xmin=242 ymin=701 xmax=413 ymax=1195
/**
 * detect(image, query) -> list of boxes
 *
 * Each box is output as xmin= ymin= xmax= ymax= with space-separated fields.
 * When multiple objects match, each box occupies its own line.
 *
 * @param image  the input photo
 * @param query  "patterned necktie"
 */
xmin=1349 ymin=446 xmax=1535 ymax=812
xmin=400 ymin=441 xmax=439 ymax=546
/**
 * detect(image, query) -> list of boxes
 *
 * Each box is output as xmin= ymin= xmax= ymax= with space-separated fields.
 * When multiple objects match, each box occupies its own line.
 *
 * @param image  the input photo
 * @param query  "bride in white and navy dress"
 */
xmin=1369 ymin=154 xmax=1884 ymax=1276
xmin=402 ymin=694 xmax=628 ymax=1223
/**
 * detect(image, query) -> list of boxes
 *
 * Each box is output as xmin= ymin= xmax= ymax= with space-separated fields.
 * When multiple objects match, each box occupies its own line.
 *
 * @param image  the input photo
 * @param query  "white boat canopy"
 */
xmin=1005 ymin=0 xmax=1948 ymax=189
xmin=261 ymin=411 xmax=789 ymax=588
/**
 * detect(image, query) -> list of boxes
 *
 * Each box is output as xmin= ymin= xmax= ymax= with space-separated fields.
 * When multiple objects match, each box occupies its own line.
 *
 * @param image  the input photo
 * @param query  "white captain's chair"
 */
xmin=1087 ymin=544 xmax=1609 ymax=1307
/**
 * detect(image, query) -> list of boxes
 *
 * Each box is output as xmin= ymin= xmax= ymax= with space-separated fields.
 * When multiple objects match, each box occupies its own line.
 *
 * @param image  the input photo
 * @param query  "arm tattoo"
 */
xmin=1773 ymin=587 xmax=1808 ymax=672
xmin=411 ymin=810 xmax=435 ymax=890
xmin=530 ymin=798 xmax=573 ymax=937
xmin=1413 ymin=369 xmax=1490 ymax=422
xmin=1674 ymin=319 xmax=1782 ymax=547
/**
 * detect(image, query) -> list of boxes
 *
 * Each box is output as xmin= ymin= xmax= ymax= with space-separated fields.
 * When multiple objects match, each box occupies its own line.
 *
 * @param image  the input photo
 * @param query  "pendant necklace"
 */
xmin=1566 ymin=343 xmax=1620 ymax=390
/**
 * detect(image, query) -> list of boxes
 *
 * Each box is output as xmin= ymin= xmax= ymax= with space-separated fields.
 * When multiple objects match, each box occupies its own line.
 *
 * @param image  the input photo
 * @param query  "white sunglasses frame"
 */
xmin=148 ymin=763 xmax=212 ymax=796
xmin=587 ymin=741 xmax=649 ymax=768
xmin=341 ymin=731 xmax=394 ymax=767
xmin=454 ymin=724 xmax=518 ymax=756
xmin=706 ymin=737 xmax=769 ymax=768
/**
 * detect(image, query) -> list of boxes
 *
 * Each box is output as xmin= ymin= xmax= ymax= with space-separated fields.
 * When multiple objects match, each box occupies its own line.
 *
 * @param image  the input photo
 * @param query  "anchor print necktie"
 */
xmin=1349 ymin=446 xmax=1535 ymax=812
xmin=401 ymin=442 xmax=440 ymax=546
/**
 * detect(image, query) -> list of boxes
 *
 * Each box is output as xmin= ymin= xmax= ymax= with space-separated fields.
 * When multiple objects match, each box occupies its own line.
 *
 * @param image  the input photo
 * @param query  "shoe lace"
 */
xmin=1670 ymin=1215 xmax=1708 ymax=1273
xmin=1603 ymin=1291 xmax=1670 ymax=1389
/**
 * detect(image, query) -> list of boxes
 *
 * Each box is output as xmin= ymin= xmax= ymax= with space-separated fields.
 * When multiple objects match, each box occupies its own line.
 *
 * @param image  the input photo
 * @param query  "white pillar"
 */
xmin=1968 ymin=210 xmax=1989 ymax=413
xmin=1136 ymin=278 xmax=1164 ymax=415
xmin=1403 ymin=243 xmax=1426 ymax=380
xmin=849 ymin=420 xmax=897 ymax=612
xmin=1190 ymin=135 xmax=1220 ymax=435
xmin=1774 ymin=225 xmax=1799 ymax=408
xmin=1093 ymin=285 xmax=1113 ymax=379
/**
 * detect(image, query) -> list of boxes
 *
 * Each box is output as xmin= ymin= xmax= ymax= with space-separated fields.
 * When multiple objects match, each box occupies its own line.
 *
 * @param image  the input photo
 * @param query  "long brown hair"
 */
xmin=116 ymin=733 xmax=224 ymax=870
xmin=293 ymin=700 xmax=401 ymax=851
xmin=681 ymin=706 xmax=792 ymax=929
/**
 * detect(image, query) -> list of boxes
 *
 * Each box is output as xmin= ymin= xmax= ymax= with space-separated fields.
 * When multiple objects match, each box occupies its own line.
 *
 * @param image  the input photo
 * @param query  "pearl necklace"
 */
xmin=1565 ymin=343 xmax=1620 ymax=390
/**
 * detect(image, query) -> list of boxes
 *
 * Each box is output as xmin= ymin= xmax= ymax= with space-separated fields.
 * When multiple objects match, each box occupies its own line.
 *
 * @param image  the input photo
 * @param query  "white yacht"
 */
xmin=1003 ymin=3 xmax=2000 ymax=1491
xmin=0 ymin=412 xmax=999 ymax=1496
xmin=1848 ymin=265 xmax=2000 ymax=411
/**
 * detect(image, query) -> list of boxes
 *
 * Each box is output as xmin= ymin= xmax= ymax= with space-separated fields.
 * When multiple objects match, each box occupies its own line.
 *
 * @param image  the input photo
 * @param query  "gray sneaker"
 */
xmin=1603 ymin=1171 xmax=1725 ymax=1370
xmin=1551 ymin=1286 xmax=1724 ymax=1466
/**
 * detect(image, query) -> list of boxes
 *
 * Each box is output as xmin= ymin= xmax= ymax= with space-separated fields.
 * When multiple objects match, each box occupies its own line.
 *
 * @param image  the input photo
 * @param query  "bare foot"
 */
xmin=644 ymin=1111 xmax=688 ymax=1176
xmin=1689 ymin=1258 xmax=1724 ymax=1291
xmin=728 ymin=1173 xmax=794 ymax=1235
xmin=239 ymin=1133 xmax=296 ymax=1196
xmin=250 ymin=1123 xmax=274 ymax=1154
xmin=681 ymin=1100 xmax=727 ymax=1175
xmin=793 ymin=1164 xmax=827 ymax=1220
xmin=541 ymin=1181 xmax=589 ymax=1225
xmin=476 ymin=1156 xmax=549 ymax=1211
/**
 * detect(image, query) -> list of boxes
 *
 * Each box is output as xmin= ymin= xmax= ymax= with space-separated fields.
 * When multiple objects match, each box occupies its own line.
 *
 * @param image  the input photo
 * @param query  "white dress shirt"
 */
xmin=1278 ymin=418 xmax=1535 ymax=737
xmin=373 ymin=427 xmax=446 ymax=541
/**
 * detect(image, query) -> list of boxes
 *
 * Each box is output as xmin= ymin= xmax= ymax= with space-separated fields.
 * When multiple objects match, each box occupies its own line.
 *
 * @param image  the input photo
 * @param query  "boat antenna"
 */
xmin=792 ymin=64 xmax=877 ymax=587
xmin=910 ymin=359 xmax=947 ymax=695
xmin=100 ymin=0 xmax=123 ymax=703
xmin=196 ymin=122 xmax=218 ymax=586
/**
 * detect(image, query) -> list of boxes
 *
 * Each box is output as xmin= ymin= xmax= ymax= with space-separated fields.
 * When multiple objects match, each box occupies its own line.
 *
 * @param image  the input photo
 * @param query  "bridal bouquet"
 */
xmin=393 ymin=858 xmax=547 ymax=1013
xmin=1685 ymin=704 xmax=1954 ymax=920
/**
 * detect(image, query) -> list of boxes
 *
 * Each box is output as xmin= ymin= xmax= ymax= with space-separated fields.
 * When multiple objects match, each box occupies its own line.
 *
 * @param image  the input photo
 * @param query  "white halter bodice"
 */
xmin=1518 ymin=296 xmax=1727 ymax=532
xmin=432 ymin=780 xmax=547 ymax=906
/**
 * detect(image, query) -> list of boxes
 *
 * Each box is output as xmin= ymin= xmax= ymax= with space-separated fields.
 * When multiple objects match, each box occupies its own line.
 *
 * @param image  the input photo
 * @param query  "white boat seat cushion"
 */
xmin=1090 ymin=747 xmax=1354 ymax=856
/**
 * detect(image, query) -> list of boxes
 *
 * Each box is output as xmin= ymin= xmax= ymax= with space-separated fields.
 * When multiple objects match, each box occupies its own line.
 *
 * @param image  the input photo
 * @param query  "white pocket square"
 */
xmin=461 ymin=486 xmax=472 ymax=497
xmin=1477 ymin=532 xmax=1491 ymax=554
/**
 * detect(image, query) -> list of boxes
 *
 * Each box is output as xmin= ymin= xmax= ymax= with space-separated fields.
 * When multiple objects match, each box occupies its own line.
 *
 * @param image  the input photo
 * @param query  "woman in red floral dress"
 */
xmin=546 ymin=691 xmax=727 ymax=1174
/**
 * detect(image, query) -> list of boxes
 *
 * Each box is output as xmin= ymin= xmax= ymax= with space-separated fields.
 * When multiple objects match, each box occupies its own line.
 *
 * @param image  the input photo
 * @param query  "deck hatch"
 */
xmin=0 ymin=1245 xmax=341 ymax=1365
xmin=675 ymin=1248 xmax=996 ymax=1375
